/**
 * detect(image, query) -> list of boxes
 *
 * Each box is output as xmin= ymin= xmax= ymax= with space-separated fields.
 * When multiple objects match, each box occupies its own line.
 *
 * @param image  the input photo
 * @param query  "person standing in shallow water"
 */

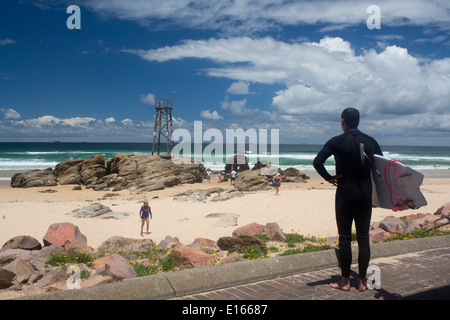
xmin=313 ymin=108 xmax=383 ymax=292
xmin=139 ymin=200 xmax=152 ymax=236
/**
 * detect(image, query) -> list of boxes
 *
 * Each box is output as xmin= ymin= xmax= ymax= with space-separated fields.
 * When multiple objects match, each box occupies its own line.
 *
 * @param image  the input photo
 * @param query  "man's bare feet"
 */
xmin=358 ymin=278 xmax=368 ymax=292
xmin=330 ymin=277 xmax=351 ymax=291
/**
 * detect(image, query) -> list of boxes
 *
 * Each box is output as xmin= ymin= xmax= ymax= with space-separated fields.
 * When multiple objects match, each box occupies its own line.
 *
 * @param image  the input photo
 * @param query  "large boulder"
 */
xmin=0 ymin=268 xmax=15 ymax=289
xmin=97 ymin=236 xmax=155 ymax=253
xmin=42 ymin=223 xmax=87 ymax=247
xmin=217 ymin=234 xmax=267 ymax=254
xmin=104 ymin=254 xmax=137 ymax=280
xmin=1 ymin=235 xmax=42 ymax=252
xmin=80 ymin=154 xmax=107 ymax=185
xmin=54 ymin=159 xmax=84 ymax=185
xmin=263 ymin=222 xmax=286 ymax=242
xmin=171 ymin=244 xmax=216 ymax=268
xmin=234 ymin=170 xmax=270 ymax=191
xmin=3 ymin=258 xmax=35 ymax=284
xmin=232 ymin=222 xmax=265 ymax=237
xmin=10 ymin=168 xmax=57 ymax=188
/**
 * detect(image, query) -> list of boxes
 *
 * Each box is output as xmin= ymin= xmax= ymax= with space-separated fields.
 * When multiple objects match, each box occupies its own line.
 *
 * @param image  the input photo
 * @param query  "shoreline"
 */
xmin=1 ymin=174 xmax=449 ymax=250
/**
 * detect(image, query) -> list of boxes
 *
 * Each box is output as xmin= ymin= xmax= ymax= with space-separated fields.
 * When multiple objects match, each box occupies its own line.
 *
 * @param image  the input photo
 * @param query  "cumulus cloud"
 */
xmin=140 ymin=93 xmax=156 ymax=105
xmin=127 ymin=36 xmax=450 ymax=118
xmin=226 ymin=81 xmax=251 ymax=95
xmin=0 ymin=108 xmax=21 ymax=120
xmin=200 ymin=109 xmax=223 ymax=120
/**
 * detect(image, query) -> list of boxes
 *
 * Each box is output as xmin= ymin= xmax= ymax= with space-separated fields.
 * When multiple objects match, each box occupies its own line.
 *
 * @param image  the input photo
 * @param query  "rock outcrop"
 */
xmin=10 ymin=153 xmax=205 ymax=192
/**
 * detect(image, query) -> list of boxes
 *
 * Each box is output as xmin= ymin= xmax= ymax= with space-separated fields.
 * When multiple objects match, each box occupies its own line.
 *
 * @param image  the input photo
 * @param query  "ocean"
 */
xmin=1 ymin=142 xmax=450 ymax=181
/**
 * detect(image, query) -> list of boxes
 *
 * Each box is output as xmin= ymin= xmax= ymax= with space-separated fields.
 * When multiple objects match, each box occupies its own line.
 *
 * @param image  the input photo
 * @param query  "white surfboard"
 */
xmin=371 ymin=155 xmax=427 ymax=211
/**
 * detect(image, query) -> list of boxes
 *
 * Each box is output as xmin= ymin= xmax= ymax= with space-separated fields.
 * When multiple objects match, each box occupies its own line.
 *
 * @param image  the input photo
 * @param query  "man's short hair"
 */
xmin=341 ymin=108 xmax=360 ymax=128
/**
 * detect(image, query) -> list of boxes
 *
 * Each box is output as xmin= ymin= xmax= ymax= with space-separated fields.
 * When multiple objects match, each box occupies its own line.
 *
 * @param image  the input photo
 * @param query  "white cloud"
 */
xmin=105 ymin=117 xmax=116 ymax=124
xmin=127 ymin=36 xmax=450 ymax=119
xmin=200 ymin=109 xmax=223 ymax=120
xmin=226 ymin=81 xmax=251 ymax=95
xmin=221 ymin=98 xmax=258 ymax=116
xmin=0 ymin=108 xmax=21 ymax=120
xmin=121 ymin=118 xmax=133 ymax=126
xmin=85 ymin=0 xmax=450 ymax=35
xmin=140 ymin=93 xmax=155 ymax=105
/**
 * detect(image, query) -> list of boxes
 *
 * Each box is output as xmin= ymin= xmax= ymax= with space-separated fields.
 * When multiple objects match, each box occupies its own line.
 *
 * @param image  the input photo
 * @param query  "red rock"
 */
xmin=3 ymin=258 xmax=34 ymax=284
xmin=189 ymin=238 xmax=219 ymax=252
xmin=104 ymin=254 xmax=137 ymax=280
xmin=232 ymin=222 xmax=264 ymax=238
xmin=263 ymin=222 xmax=286 ymax=242
xmin=218 ymin=252 xmax=243 ymax=264
xmin=434 ymin=202 xmax=450 ymax=216
xmin=43 ymin=222 xmax=87 ymax=247
xmin=36 ymin=268 xmax=68 ymax=288
xmin=92 ymin=255 xmax=112 ymax=269
xmin=171 ymin=244 xmax=216 ymax=268
xmin=369 ymin=228 xmax=391 ymax=242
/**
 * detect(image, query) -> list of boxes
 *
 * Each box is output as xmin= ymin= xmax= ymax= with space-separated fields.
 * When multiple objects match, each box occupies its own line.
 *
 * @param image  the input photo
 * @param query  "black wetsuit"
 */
xmin=313 ymin=129 xmax=382 ymax=278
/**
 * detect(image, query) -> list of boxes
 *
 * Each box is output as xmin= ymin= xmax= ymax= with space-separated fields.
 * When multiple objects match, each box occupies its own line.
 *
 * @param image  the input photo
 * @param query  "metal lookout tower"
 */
xmin=152 ymin=98 xmax=174 ymax=155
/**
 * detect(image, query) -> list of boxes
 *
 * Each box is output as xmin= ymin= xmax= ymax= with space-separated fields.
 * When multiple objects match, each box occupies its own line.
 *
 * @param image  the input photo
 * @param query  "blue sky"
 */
xmin=0 ymin=0 xmax=449 ymax=145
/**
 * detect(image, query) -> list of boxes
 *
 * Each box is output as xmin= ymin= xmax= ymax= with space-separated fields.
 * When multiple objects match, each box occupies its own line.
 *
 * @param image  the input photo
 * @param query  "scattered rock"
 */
xmin=3 ymin=258 xmax=34 ymax=284
xmin=218 ymin=252 xmax=244 ymax=264
xmin=232 ymin=222 xmax=265 ymax=237
xmin=369 ymin=227 xmax=391 ymax=242
xmin=379 ymin=217 xmax=405 ymax=234
xmin=97 ymin=236 xmax=154 ymax=253
xmin=35 ymin=268 xmax=68 ymax=288
xmin=0 ymin=268 xmax=16 ymax=289
xmin=217 ymin=235 xmax=267 ymax=254
xmin=105 ymin=254 xmax=137 ymax=280
xmin=234 ymin=170 xmax=270 ymax=191
xmin=1 ymin=235 xmax=42 ymax=252
xmin=156 ymin=236 xmax=181 ymax=249
xmin=263 ymin=222 xmax=286 ymax=242
xmin=10 ymin=168 xmax=57 ymax=188
xmin=0 ymin=249 xmax=31 ymax=265
xmin=68 ymin=203 xmax=112 ymax=218
xmin=171 ymin=244 xmax=216 ymax=268
xmin=189 ymin=238 xmax=219 ymax=253
xmin=42 ymin=222 xmax=87 ymax=247
xmin=29 ymin=245 xmax=64 ymax=270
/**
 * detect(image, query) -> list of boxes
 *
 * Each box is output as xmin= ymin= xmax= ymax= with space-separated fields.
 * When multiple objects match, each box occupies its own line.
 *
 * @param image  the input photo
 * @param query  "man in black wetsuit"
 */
xmin=313 ymin=108 xmax=382 ymax=292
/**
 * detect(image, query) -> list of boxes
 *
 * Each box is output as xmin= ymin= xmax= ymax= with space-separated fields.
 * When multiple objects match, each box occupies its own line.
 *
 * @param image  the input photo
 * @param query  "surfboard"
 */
xmin=371 ymin=154 xmax=427 ymax=212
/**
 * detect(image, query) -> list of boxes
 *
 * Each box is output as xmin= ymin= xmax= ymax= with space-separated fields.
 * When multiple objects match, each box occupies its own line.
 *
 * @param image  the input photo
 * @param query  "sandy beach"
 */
xmin=1 ymin=172 xmax=449 ymax=250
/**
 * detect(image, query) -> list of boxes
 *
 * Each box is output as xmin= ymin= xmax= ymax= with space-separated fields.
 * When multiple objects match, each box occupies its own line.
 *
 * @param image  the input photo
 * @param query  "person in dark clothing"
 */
xmin=313 ymin=108 xmax=382 ymax=292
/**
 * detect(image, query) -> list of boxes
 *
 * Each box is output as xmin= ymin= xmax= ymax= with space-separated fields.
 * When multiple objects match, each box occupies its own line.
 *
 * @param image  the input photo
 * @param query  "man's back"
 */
xmin=313 ymin=128 xmax=382 ymax=182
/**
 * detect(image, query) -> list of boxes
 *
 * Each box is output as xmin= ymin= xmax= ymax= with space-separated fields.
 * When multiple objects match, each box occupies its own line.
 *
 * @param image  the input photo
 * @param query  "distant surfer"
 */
xmin=313 ymin=108 xmax=383 ymax=292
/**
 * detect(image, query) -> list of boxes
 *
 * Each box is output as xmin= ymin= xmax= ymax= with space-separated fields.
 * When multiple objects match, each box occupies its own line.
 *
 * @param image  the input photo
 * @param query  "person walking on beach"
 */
xmin=206 ymin=169 xmax=212 ymax=183
xmin=273 ymin=172 xmax=281 ymax=195
xmin=313 ymin=108 xmax=382 ymax=292
xmin=230 ymin=169 xmax=237 ymax=185
xmin=139 ymin=200 xmax=152 ymax=236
